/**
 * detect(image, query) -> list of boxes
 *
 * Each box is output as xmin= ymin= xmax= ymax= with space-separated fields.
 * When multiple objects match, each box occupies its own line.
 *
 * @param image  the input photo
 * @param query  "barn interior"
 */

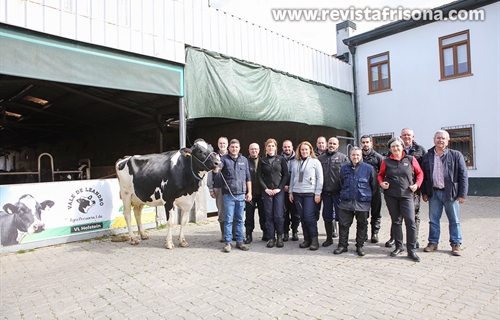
xmin=0 ymin=74 xmax=181 ymax=184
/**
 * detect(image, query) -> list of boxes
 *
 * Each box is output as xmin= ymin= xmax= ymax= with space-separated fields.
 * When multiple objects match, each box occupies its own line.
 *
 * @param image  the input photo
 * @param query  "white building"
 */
xmin=343 ymin=0 xmax=499 ymax=196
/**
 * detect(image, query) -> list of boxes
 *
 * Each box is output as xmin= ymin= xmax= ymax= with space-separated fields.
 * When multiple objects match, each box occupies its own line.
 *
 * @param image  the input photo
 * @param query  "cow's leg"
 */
xmin=122 ymin=196 xmax=138 ymax=245
xmin=165 ymin=207 xmax=176 ymax=249
xmin=133 ymin=204 xmax=149 ymax=240
xmin=178 ymin=209 xmax=189 ymax=247
xmin=174 ymin=194 xmax=196 ymax=247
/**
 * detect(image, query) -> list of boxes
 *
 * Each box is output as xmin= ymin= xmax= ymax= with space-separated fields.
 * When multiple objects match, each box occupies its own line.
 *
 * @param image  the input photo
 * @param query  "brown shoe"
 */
xmin=451 ymin=243 xmax=462 ymax=256
xmin=423 ymin=243 xmax=438 ymax=252
xmin=236 ymin=242 xmax=249 ymax=251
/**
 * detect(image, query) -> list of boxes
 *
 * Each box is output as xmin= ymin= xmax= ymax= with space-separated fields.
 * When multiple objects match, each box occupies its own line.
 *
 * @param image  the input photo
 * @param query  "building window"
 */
xmin=439 ymin=30 xmax=471 ymax=80
xmin=443 ymin=124 xmax=475 ymax=167
xmin=367 ymin=52 xmax=391 ymax=93
xmin=371 ymin=133 xmax=394 ymax=156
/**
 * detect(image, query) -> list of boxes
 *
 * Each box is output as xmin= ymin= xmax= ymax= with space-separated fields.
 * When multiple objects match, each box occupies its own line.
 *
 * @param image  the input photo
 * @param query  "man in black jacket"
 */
xmin=318 ymin=137 xmax=348 ymax=247
xmin=360 ymin=135 xmax=384 ymax=243
xmin=281 ymin=140 xmax=299 ymax=241
xmin=244 ymin=143 xmax=266 ymax=244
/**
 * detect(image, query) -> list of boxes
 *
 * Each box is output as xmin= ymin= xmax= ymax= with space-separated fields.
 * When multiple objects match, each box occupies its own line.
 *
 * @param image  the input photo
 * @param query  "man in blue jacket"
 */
xmin=220 ymin=139 xmax=252 ymax=253
xmin=421 ymin=130 xmax=468 ymax=256
xmin=334 ymin=147 xmax=378 ymax=256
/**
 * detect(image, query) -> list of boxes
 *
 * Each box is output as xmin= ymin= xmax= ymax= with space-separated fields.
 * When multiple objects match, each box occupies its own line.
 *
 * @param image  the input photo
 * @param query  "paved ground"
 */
xmin=1 ymin=196 xmax=499 ymax=319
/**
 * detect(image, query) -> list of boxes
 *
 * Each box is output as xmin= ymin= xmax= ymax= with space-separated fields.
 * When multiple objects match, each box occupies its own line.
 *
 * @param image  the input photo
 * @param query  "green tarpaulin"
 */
xmin=0 ymin=24 xmax=183 ymax=96
xmin=185 ymin=47 xmax=354 ymax=134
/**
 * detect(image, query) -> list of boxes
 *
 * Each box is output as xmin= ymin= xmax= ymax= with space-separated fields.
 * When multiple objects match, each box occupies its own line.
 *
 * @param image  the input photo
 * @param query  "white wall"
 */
xmin=0 ymin=0 xmax=353 ymax=92
xmin=354 ymin=2 xmax=499 ymax=178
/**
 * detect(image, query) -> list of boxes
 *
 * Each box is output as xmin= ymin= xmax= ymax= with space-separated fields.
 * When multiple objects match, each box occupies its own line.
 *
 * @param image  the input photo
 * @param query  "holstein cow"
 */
xmin=0 ymin=194 xmax=55 ymax=246
xmin=115 ymin=139 xmax=220 ymax=249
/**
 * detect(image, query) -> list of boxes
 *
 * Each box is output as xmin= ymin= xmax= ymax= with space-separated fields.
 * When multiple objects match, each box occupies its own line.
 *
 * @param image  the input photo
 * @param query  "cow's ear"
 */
xmin=40 ymin=200 xmax=55 ymax=210
xmin=3 ymin=203 xmax=18 ymax=214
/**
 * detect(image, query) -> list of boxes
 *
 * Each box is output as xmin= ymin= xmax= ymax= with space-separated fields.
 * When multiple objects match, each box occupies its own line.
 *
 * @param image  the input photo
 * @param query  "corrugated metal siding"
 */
xmin=0 ymin=0 xmax=353 ymax=92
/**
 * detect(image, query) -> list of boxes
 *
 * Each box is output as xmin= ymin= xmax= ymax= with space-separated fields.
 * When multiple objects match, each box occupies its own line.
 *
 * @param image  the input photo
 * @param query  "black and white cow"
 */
xmin=115 ymin=139 xmax=220 ymax=249
xmin=0 ymin=194 xmax=55 ymax=246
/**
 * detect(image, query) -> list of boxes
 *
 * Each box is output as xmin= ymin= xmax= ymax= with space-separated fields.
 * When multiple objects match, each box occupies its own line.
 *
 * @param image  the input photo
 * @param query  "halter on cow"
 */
xmin=115 ymin=139 xmax=220 ymax=249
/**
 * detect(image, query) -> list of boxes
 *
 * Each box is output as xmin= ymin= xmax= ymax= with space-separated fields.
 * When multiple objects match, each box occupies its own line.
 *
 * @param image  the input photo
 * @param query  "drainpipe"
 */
xmin=179 ymin=98 xmax=186 ymax=148
xmin=349 ymin=45 xmax=360 ymax=146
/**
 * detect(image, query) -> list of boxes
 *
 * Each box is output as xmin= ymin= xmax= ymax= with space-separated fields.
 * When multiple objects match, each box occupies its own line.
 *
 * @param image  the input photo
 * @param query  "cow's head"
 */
xmin=2 ymin=194 xmax=54 ymax=234
xmin=190 ymin=139 xmax=221 ymax=175
xmin=77 ymin=196 xmax=96 ymax=214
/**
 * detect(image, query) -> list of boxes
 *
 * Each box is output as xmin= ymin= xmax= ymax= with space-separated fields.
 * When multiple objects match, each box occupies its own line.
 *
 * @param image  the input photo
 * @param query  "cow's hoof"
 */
xmin=130 ymin=239 xmax=140 ymax=245
xmin=111 ymin=235 xmax=130 ymax=242
xmin=165 ymin=242 xmax=175 ymax=249
xmin=140 ymin=234 xmax=149 ymax=240
xmin=179 ymin=241 xmax=189 ymax=247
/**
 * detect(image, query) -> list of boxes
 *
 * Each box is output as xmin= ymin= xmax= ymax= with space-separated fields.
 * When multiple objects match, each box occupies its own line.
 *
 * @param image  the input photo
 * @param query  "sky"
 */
xmin=208 ymin=0 xmax=454 ymax=55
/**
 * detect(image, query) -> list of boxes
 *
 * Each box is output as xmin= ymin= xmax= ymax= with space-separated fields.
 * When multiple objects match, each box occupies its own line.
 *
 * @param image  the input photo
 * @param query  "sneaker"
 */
xmin=451 ymin=243 xmax=461 ymax=256
xmin=236 ymin=242 xmax=249 ymax=251
xmin=423 ymin=243 xmax=438 ymax=252
xmin=223 ymin=243 xmax=232 ymax=253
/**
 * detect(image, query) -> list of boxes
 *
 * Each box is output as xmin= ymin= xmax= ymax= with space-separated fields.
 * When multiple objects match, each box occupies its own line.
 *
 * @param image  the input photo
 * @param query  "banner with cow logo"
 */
xmin=0 ymin=179 xmax=156 ymax=247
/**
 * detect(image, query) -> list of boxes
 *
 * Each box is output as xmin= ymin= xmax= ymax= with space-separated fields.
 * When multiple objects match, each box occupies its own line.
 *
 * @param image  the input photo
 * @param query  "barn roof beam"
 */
xmin=51 ymin=82 xmax=153 ymax=119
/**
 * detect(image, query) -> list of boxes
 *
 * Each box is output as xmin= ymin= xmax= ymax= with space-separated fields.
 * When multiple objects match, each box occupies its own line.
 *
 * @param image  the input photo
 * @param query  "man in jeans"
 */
xmin=421 ymin=130 xmax=468 ymax=256
xmin=220 ymin=139 xmax=252 ymax=253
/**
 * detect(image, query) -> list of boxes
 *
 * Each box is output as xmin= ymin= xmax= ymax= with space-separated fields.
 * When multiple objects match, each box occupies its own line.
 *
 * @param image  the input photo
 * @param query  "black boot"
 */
xmin=385 ymin=238 xmax=395 ymax=247
xmin=283 ymin=232 xmax=289 ymax=242
xmin=276 ymin=234 xmax=284 ymax=248
xmin=309 ymin=236 xmax=319 ymax=251
xmin=267 ymin=238 xmax=276 ymax=248
xmin=371 ymin=230 xmax=379 ymax=243
xmin=262 ymin=232 xmax=269 ymax=242
xmin=322 ymin=222 xmax=334 ymax=247
xmin=244 ymin=233 xmax=253 ymax=244
xmin=292 ymin=231 xmax=299 ymax=241
xmin=332 ymin=221 xmax=339 ymax=238
xmin=299 ymin=238 xmax=312 ymax=248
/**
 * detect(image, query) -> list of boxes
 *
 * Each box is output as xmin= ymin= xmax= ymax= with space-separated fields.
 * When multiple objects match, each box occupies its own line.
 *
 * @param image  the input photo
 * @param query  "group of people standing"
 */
xmin=207 ymin=128 xmax=468 ymax=262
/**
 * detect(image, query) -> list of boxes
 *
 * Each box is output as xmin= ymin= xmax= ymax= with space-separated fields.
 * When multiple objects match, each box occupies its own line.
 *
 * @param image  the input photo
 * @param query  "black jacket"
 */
xmin=257 ymin=155 xmax=289 ymax=190
xmin=404 ymin=141 xmax=426 ymax=164
xmin=247 ymin=155 xmax=262 ymax=195
xmin=362 ymin=149 xmax=384 ymax=173
xmin=318 ymin=150 xmax=348 ymax=194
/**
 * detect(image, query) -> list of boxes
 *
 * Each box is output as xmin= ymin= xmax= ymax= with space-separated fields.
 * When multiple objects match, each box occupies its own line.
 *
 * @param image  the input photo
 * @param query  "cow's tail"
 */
xmin=115 ymin=157 xmax=131 ymax=176
xmin=115 ymin=157 xmax=131 ymax=200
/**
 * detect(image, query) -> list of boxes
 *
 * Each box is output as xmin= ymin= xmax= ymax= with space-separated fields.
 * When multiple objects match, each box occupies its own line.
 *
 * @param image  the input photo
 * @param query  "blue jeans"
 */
xmin=223 ymin=194 xmax=245 ymax=243
xmin=293 ymin=193 xmax=318 ymax=240
xmin=428 ymin=189 xmax=462 ymax=245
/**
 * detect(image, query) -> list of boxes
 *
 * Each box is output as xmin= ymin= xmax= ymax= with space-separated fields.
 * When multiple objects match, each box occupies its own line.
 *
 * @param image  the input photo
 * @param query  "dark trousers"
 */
xmin=338 ymin=208 xmax=368 ymax=248
xmin=322 ymin=193 xmax=340 ymax=222
xmin=314 ymin=201 xmax=321 ymax=221
xmin=263 ymin=191 xmax=285 ymax=238
xmin=245 ymin=195 xmax=265 ymax=235
xmin=384 ymin=194 xmax=417 ymax=252
xmin=293 ymin=193 xmax=318 ymax=240
xmin=284 ymin=193 xmax=300 ymax=233
xmin=369 ymin=188 xmax=382 ymax=232
xmin=389 ymin=192 xmax=421 ymax=240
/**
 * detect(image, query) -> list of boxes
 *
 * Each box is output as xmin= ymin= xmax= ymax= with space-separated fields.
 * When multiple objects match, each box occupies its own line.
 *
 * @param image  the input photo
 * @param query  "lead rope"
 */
xmin=219 ymin=168 xmax=246 ymax=202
